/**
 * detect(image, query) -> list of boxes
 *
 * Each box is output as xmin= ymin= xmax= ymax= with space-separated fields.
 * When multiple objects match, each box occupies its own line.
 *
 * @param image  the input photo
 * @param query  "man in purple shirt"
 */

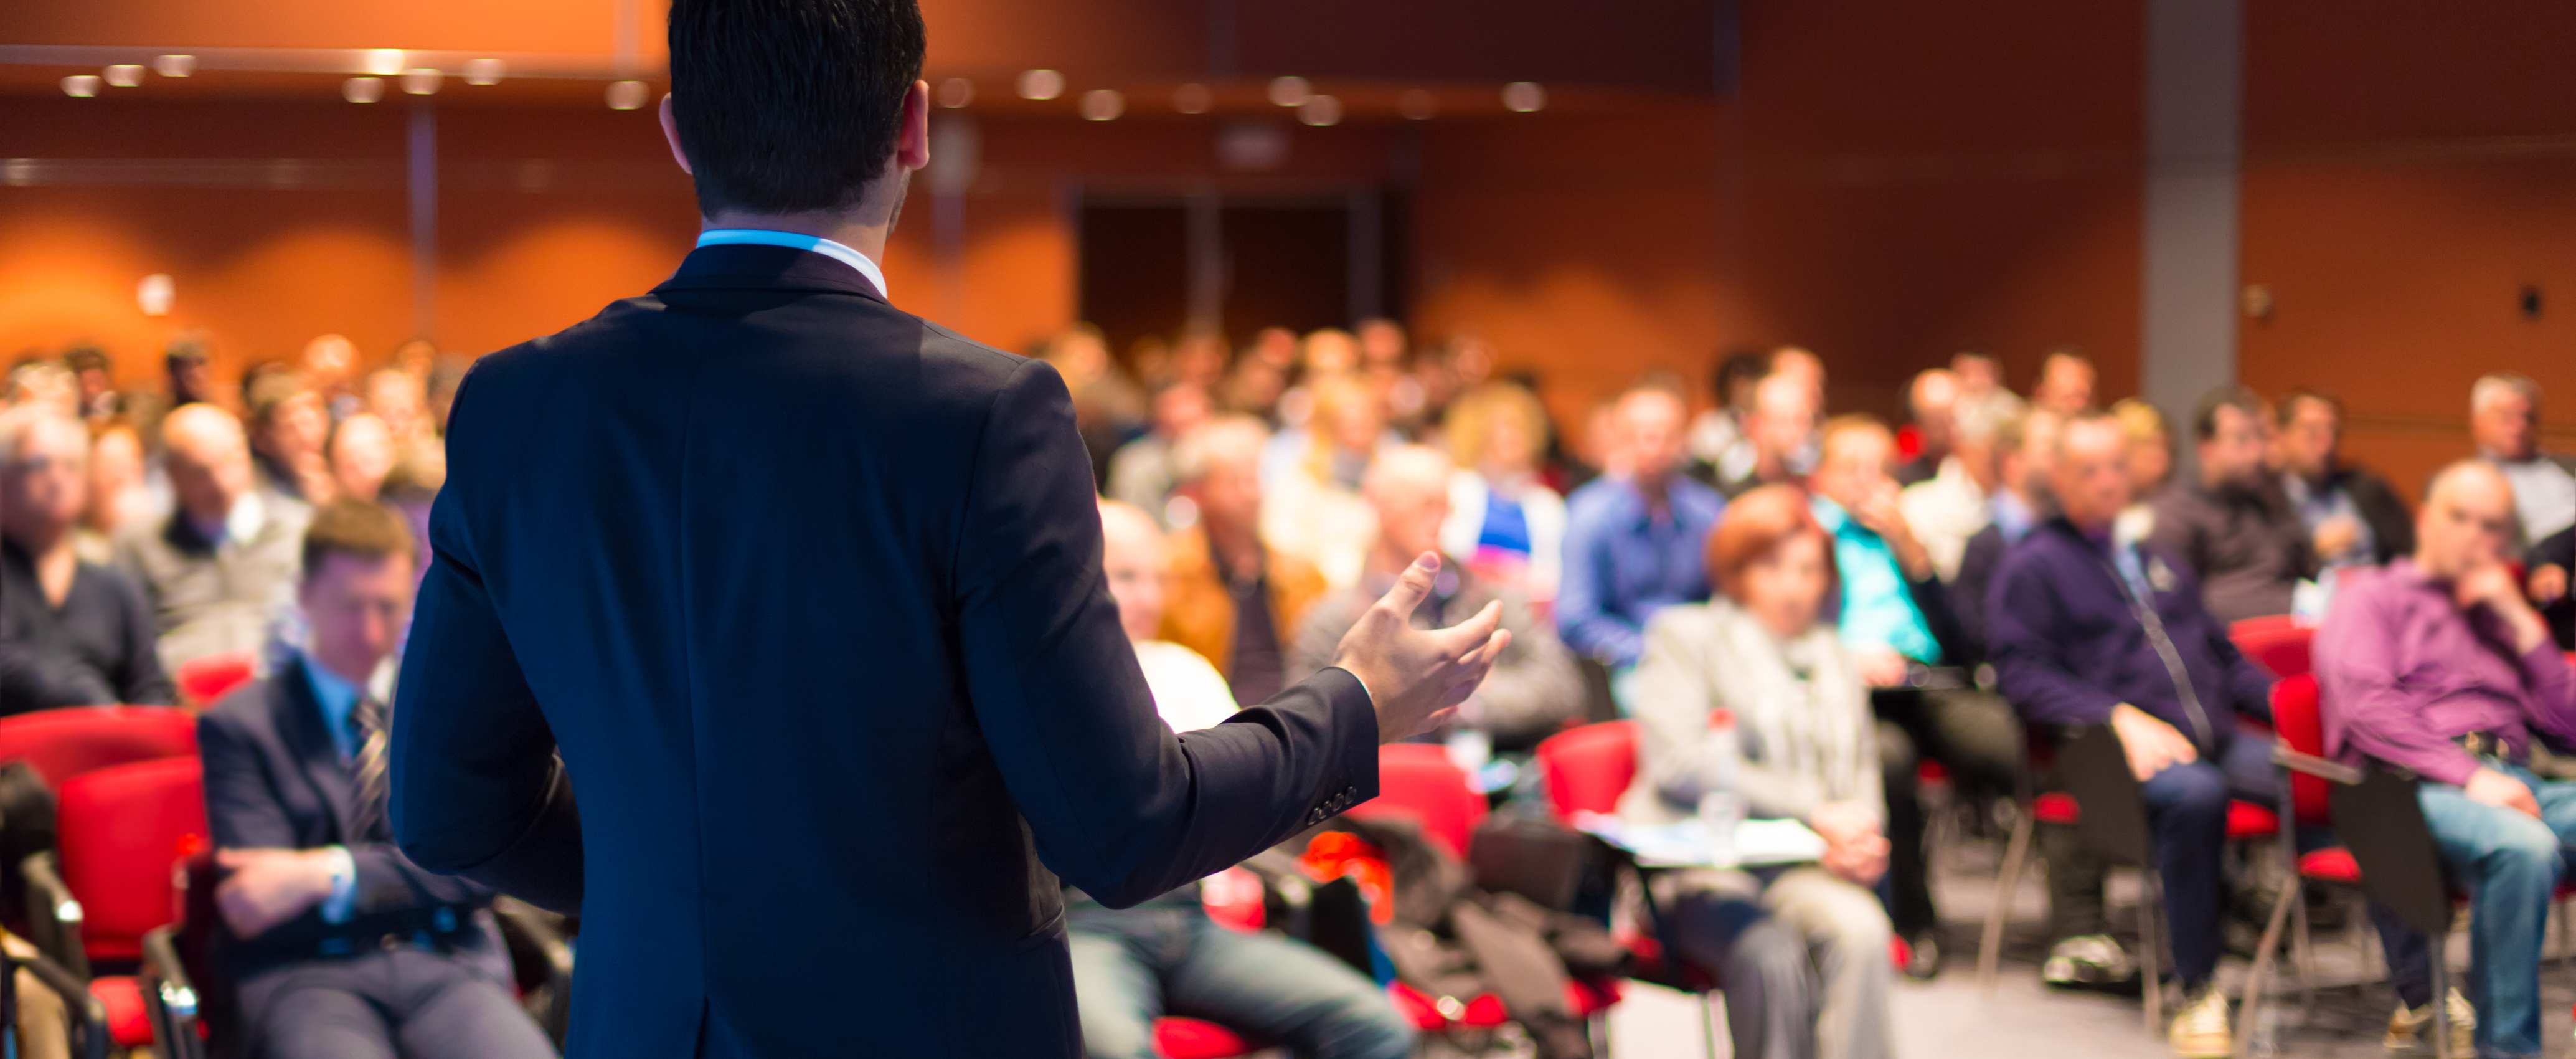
xmin=2317 ymin=459 xmax=2576 ymax=1058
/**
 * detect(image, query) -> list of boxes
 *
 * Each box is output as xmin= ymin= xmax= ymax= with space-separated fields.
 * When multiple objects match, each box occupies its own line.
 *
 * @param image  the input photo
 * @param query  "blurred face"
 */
xmin=2198 ymin=404 xmax=2270 ymax=488
xmin=1189 ymin=444 xmax=1264 ymax=535
xmin=2000 ymin=411 xmax=2064 ymax=500
xmin=2035 ymin=357 xmax=2095 ymax=414
xmin=330 ymin=414 xmax=395 ymax=503
xmin=1748 ymin=376 xmax=1816 ymax=465
xmin=1951 ymin=354 xmax=1999 ymax=396
xmin=367 ymin=371 xmax=427 ymax=439
xmin=168 ymin=357 xmax=211 ymax=402
xmin=87 ymin=427 xmax=142 ymax=532
xmin=1 ymin=416 xmax=88 ymax=542
xmin=2276 ymin=397 xmax=2340 ymax=480
xmin=1771 ymin=349 xmax=1824 ymax=397
xmin=1304 ymin=331 xmax=1358 ymax=375
xmin=263 ymin=390 xmax=329 ymax=460
xmin=1741 ymin=531 xmax=1829 ymax=639
xmin=298 ymin=552 xmax=414 ymax=683
xmin=2414 ymin=466 xmax=2518 ymax=581
xmin=1367 ymin=468 xmax=1451 ymax=563
xmin=2473 ymin=391 xmax=2538 ymax=460
xmin=1154 ymin=385 xmax=1212 ymax=440
xmin=2125 ymin=428 xmax=2170 ymax=493
xmin=1910 ymin=371 xmax=1959 ymax=447
xmin=1357 ymin=320 xmax=1406 ymax=368
xmin=1325 ymin=389 xmax=1385 ymax=454
xmin=164 ymin=409 xmax=255 ymax=524
xmin=302 ymin=335 xmax=355 ymax=387
xmin=2052 ymin=419 xmax=2134 ymax=530
xmin=1619 ymin=391 xmax=1688 ymax=482
xmin=1485 ymin=411 xmax=1537 ymax=475
xmin=1814 ymin=428 xmax=1895 ymax=513
xmin=1098 ymin=506 xmax=1168 ymax=641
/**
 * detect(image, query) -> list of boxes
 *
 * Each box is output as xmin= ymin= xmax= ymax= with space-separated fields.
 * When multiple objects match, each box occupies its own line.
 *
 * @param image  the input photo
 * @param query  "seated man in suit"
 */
xmin=1989 ymin=411 xmax=2278 ymax=1058
xmin=2317 ymin=460 xmax=2576 ymax=1058
xmin=199 ymin=500 xmax=551 ymax=1059
xmin=1 ymin=406 xmax=171 ymax=711
xmin=1073 ymin=501 xmax=1412 ymax=1059
xmin=1288 ymin=446 xmax=1584 ymax=755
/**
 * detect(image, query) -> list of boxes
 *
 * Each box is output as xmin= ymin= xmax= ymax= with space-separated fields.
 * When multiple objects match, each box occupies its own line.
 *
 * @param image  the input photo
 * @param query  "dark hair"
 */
xmin=668 ymin=0 xmax=927 ymax=217
xmin=2276 ymin=388 xmax=2341 ymax=427
xmin=2191 ymin=384 xmax=2266 ymax=441
xmin=302 ymin=500 xmax=417 ymax=577
xmin=61 ymin=343 xmax=109 ymax=375
xmin=1710 ymin=348 xmax=1768 ymax=403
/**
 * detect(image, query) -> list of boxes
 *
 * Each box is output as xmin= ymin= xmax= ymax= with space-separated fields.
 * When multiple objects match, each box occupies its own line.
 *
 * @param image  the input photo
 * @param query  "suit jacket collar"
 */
xmin=651 ymin=244 xmax=888 ymax=303
xmin=273 ymin=653 xmax=362 ymax=843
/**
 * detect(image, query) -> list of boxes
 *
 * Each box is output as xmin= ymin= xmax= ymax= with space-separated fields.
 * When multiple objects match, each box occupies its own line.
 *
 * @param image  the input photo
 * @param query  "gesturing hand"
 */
xmin=1331 ymin=553 xmax=1511 ymax=744
xmin=2108 ymin=703 xmax=2197 ymax=782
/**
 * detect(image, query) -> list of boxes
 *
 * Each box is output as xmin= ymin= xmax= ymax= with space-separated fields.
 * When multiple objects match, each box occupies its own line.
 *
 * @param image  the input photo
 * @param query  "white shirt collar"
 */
xmin=696 ymin=229 xmax=889 ymax=300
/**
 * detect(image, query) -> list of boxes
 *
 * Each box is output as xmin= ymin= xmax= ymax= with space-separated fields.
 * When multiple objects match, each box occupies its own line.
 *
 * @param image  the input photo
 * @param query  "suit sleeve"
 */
xmin=953 ymin=360 xmax=1379 ymax=909
xmin=388 ymin=375 xmax=584 ymax=915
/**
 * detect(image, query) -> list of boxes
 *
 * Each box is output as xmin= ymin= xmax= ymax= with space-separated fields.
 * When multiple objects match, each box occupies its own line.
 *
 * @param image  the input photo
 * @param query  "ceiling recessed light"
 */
xmin=103 ymin=65 xmax=145 ymax=87
xmin=1503 ymin=82 xmax=1545 ymax=113
xmin=1174 ymin=83 xmax=1212 ymax=115
xmin=343 ymin=77 xmax=385 ymax=103
xmin=1267 ymin=75 xmax=1310 ymax=107
xmin=402 ymin=69 xmax=442 ymax=95
xmin=606 ymin=80 xmax=649 ymax=110
xmin=362 ymin=49 xmax=405 ymax=76
xmin=463 ymin=59 xmax=506 ymax=85
xmin=153 ymin=55 xmax=196 ymax=78
xmin=62 ymin=75 xmax=102 ymax=98
xmin=1080 ymin=88 xmax=1124 ymax=121
xmin=1298 ymin=95 xmax=1341 ymax=126
xmin=1017 ymin=69 xmax=1065 ymax=101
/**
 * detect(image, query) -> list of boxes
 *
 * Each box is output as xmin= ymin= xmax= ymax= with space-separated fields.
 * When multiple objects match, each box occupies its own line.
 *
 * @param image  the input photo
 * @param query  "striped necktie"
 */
xmin=348 ymin=695 xmax=391 ymax=842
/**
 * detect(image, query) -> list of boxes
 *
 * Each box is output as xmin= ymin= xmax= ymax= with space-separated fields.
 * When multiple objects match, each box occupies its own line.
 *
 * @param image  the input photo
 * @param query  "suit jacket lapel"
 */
xmin=278 ymin=656 xmax=362 ymax=845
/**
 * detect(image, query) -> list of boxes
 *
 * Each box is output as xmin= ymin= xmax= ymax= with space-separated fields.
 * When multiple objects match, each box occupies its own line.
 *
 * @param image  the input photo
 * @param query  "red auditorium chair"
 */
xmin=173 ymin=650 xmax=258 ymax=706
xmin=2229 ymin=615 xmax=2317 ymax=680
xmin=22 ymin=756 xmax=207 ymax=1053
xmin=0 ymin=705 xmax=199 ymax=788
xmin=1535 ymin=720 xmax=1637 ymax=821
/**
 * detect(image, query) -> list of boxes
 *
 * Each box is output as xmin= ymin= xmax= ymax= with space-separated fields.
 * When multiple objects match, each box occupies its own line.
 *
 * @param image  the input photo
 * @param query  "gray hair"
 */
xmin=2472 ymin=373 xmax=2541 ymax=415
xmin=0 ymin=405 xmax=82 ymax=469
xmin=1168 ymin=414 xmax=1270 ymax=485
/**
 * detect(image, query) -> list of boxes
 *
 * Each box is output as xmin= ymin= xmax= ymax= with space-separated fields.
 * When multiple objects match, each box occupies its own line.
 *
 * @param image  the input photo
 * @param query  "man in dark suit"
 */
xmin=387 ymin=2 xmax=1504 ymax=1057
xmin=202 ymin=500 xmax=551 ymax=1059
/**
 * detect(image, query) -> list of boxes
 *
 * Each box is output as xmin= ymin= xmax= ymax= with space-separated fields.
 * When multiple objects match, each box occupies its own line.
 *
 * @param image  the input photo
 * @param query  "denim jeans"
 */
xmin=1066 ymin=903 xmax=1414 ymax=1059
xmin=2136 ymin=733 xmax=2278 ymax=988
xmin=2379 ymin=762 xmax=2576 ymax=1057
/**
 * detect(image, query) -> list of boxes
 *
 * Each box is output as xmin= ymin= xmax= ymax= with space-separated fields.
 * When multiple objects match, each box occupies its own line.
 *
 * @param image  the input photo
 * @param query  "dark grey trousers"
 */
xmin=234 ymin=944 xmax=554 ymax=1059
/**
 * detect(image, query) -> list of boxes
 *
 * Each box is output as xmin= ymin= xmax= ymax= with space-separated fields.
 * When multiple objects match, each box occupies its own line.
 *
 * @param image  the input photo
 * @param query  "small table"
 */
xmin=1570 ymin=812 xmax=1826 ymax=870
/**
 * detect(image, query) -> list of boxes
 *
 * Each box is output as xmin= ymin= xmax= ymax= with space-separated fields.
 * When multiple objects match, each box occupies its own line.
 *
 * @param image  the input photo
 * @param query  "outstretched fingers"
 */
xmin=1423 ymin=599 xmax=1503 ymax=659
xmin=1371 ymin=553 xmax=1443 ymax=624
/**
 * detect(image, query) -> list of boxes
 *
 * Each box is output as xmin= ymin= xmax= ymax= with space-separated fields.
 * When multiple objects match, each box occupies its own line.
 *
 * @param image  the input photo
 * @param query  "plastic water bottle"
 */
xmin=1699 ymin=709 xmax=1742 ymax=865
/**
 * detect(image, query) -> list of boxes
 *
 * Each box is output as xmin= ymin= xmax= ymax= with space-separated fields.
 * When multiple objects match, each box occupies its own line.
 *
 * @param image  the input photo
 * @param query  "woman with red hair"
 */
xmin=1617 ymin=484 xmax=1895 ymax=1059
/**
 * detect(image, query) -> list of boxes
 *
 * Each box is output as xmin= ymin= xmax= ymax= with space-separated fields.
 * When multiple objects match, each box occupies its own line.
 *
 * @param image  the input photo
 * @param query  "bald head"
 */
xmin=1909 ymin=368 xmax=1961 ymax=449
xmin=1098 ymin=499 xmax=1169 ymax=641
xmin=1366 ymin=445 xmax=1454 ymax=568
xmin=163 ymin=403 xmax=255 ymax=525
xmin=2415 ymin=460 xmax=2518 ymax=581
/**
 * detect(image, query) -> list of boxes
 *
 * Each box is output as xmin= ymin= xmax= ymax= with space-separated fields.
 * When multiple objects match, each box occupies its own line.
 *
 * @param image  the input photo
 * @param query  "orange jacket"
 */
xmin=1159 ymin=526 xmax=1329 ymax=681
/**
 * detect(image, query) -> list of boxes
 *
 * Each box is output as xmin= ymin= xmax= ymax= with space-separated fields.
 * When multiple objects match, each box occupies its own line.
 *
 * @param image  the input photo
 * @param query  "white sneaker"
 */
xmin=2383 ymin=989 xmax=2473 ymax=1055
xmin=2169 ymin=984 xmax=2232 ymax=1058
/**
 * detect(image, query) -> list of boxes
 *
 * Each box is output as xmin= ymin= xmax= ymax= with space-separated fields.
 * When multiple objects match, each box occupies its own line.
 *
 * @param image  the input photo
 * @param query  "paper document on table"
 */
xmin=1569 ymin=812 xmax=1827 ymax=868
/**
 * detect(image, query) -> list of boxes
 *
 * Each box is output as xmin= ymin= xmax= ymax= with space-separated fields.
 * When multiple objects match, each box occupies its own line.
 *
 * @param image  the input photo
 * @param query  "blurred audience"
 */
xmin=1263 ymin=373 xmax=1391 ymax=590
xmin=2110 ymin=397 xmax=2174 ymax=543
xmin=1557 ymin=384 xmax=1724 ymax=670
xmin=329 ymin=413 xmax=397 ymax=505
xmin=245 ymin=368 xmax=335 ymax=510
xmin=1099 ymin=500 xmax=1237 ymax=732
xmin=1685 ymin=348 xmax=1772 ymax=483
xmin=115 ymin=403 xmax=309 ymax=672
xmin=2273 ymin=389 xmax=2412 ymax=571
xmin=2318 ymin=459 xmax=2576 ymax=1056
xmin=2148 ymin=386 xmax=2316 ymax=624
xmin=1 ymin=407 xmax=171 ymax=711
xmin=1716 ymin=371 xmax=1820 ymax=501
xmin=77 ymin=422 xmax=149 ymax=564
xmin=1288 ymin=445 xmax=1582 ymax=751
xmin=1897 ymin=368 xmax=1960 ymax=487
xmin=2472 ymin=373 xmax=2576 ymax=550
xmin=1989 ymin=411 xmax=2278 ymax=1057
xmin=199 ymin=500 xmax=551 ymax=1059
xmin=1108 ymin=381 xmax=1214 ymax=530
xmin=1438 ymin=381 xmax=1567 ymax=604
xmin=1623 ymin=484 xmax=1895 ymax=1059
xmin=2029 ymin=350 xmax=2096 ymax=416
xmin=1951 ymin=349 xmax=2024 ymax=427
xmin=1899 ymin=384 xmax=2001 ymax=582
xmin=1160 ymin=416 xmax=1329 ymax=706
xmin=1045 ymin=326 xmax=1149 ymax=478
xmin=1950 ymin=408 xmax=2060 ymax=655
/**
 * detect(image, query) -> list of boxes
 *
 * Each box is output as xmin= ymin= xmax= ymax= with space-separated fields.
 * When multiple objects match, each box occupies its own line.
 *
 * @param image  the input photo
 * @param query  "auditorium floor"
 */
xmin=1596 ymin=825 xmax=2576 ymax=1058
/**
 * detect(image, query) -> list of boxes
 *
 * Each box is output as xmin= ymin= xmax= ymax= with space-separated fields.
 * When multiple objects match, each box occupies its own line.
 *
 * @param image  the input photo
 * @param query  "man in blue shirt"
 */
xmin=200 ymin=501 xmax=550 ymax=1059
xmin=1557 ymin=384 xmax=1725 ymax=669
xmin=1810 ymin=414 xmax=2022 ymax=979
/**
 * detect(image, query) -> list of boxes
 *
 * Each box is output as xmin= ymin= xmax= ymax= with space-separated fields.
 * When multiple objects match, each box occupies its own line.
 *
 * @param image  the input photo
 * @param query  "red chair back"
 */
xmin=0 ymin=706 xmax=199 ymax=788
xmin=174 ymin=650 xmax=258 ymax=705
xmin=2229 ymin=616 xmax=2315 ymax=680
xmin=1347 ymin=744 xmax=1487 ymax=860
xmin=1534 ymin=721 xmax=1638 ymax=822
xmin=55 ymin=757 xmax=207 ymax=963
xmin=2270 ymin=674 xmax=2331 ymax=826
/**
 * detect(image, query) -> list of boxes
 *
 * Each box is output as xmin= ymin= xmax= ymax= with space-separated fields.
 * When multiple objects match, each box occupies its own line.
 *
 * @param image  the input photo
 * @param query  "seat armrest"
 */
xmin=2271 ymin=744 xmax=2363 ymax=785
xmin=12 ymin=945 xmax=111 ymax=1059
xmin=20 ymin=852 xmax=88 ymax=979
xmin=491 ymin=898 xmax=573 ymax=1047
xmin=139 ymin=926 xmax=204 ymax=1059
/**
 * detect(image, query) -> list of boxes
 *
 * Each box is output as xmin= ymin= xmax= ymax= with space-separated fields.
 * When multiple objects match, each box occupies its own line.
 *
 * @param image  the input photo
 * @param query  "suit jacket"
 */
xmin=390 ymin=244 xmax=1381 ymax=1059
xmin=199 ymin=656 xmax=506 ymax=983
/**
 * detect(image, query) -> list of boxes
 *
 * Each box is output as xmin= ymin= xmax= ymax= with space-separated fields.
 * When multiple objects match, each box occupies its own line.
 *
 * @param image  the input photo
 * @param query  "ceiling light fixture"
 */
xmin=402 ymin=69 xmax=442 ymax=95
xmin=1298 ymin=95 xmax=1341 ymax=126
xmin=463 ymin=59 xmax=506 ymax=85
xmin=343 ymin=77 xmax=385 ymax=103
xmin=1017 ymin=69 xmax=1064 ymax=100
xmin=1174 ymin=83 xmax=1212 ymax=115
xmin=606 ymin=80 xmax=649 ymax=110
xmin=1503 ymin=82 xmax=1545 ymax=112
xmin=153 ymin=55 xmax=195 ymax=78
xmin=1267 ymin=76 xmax=1310 ymax=107
xmin=103 ymin=65 xmax=145 ymax=87
xmin=362 ymin=49 xmax=405 ymax=76
xmin=1080 ymin=88 xmax=1124 ymax=121
xmin=61 ymin=75 xmax=102 ymax=98
xmin=937 ymin=77 xmax=974 ymax=108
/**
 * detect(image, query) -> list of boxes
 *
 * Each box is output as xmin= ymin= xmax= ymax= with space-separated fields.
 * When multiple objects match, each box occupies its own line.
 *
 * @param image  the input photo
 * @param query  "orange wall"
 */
xmin=2238 ymin=1 xmax=2576 ymax=498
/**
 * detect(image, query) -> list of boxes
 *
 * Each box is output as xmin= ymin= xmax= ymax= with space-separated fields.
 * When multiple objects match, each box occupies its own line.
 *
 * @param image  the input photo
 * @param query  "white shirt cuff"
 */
xmin=318 ymin=846 xmax=357 ymax=924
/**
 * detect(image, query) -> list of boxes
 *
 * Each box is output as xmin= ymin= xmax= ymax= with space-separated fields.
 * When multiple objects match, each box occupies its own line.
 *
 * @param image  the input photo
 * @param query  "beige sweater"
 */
xmin=1616 ymin=599 xmax=1880 ymax=826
